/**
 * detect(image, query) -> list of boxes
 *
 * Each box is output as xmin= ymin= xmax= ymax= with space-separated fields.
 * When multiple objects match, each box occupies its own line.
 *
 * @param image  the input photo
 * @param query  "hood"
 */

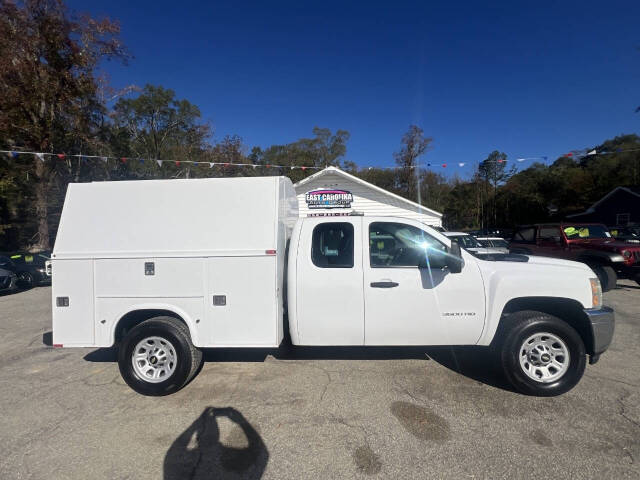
xmin=522 ymin=255 xmax=593 ymax=271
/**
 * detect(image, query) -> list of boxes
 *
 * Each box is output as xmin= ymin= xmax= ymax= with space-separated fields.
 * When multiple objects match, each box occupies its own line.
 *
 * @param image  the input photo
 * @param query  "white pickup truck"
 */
xmin=51 ymin=176 xmax=614 ymax=397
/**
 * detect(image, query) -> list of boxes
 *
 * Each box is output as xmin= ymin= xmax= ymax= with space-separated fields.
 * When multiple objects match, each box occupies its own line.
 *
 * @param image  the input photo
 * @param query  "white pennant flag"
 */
xmin=458 ymin=162 xmax=465 ymax=167
xmin=101 ymin=156 xmax=108 ymax=162
xmin=156 ymin=160 xmax=163 ymax=167
xmin=586 ymin=149 xmax=596 ymax=156
xmin=35 ymin=153 xmax=45 ymax=162
xmin=290 ymin=166 xmax=295 ymax=170
xmin=517 ymin=158 xmax=526 ymax=162
xmin=209 ymin=162 xmax=215 ymax=168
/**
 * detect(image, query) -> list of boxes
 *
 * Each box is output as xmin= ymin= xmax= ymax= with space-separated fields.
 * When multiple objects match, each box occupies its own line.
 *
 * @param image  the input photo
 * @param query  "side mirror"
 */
xmin=446 ymin=241 xmax=464 ymax=273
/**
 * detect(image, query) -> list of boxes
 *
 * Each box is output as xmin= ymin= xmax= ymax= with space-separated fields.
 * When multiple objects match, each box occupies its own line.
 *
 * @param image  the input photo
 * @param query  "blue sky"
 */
xmin=70 ymin=1 xmax=639 ymax=178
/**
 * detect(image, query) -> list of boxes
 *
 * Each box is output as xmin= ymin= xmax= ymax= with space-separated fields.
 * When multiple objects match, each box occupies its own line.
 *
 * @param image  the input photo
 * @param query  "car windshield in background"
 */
xmin=10 ymin=253 xmax=49 ymax=265
xmin=452 ymin=235 xmax=482 ymax=249
xmin=563 ymin=226 xmax=611 ymax=239
xmin=491 ymin=239 xmax=509 ymax=248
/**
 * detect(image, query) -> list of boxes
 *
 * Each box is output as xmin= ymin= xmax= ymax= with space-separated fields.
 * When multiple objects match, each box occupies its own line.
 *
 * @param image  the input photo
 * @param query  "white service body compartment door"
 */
xmin=363 ymin=219 xmax=485 ymax=345
xmin=205 ymin=256 xmax=278 ymax=346
xmin=94 ymin=257 xmax=204 ymax=298
xmin=52 ymin=259 xmax=95 ymax=346
xmin=295 ymin=218 xmax=364 ymax=345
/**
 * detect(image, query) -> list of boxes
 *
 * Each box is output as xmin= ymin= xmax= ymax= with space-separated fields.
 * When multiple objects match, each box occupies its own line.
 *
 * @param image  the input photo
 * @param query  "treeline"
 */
xmin=1 ymin=1 xmax=639 ymax=250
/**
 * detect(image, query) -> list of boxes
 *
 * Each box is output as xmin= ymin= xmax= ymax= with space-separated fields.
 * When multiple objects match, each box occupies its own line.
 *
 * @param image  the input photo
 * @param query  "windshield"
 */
xmin=452 ymin=235 xmax=482 ymax=249
xmin=563 ymin=225 xmax=611 ymax=239
xmin=491 ymin=239 xmax=509 ymax=248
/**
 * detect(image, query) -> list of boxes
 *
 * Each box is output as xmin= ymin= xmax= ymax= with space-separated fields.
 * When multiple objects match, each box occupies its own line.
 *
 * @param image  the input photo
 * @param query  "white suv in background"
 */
xmin=443 ymin=232 xmax=505 ymax=256
xmin=476 ymin=236 xmax=510 ymax=254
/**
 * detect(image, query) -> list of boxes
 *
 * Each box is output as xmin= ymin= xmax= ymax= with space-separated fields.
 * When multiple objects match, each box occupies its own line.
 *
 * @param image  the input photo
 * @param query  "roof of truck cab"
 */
xmin=53 ymin=176 xmax=298 ymax=259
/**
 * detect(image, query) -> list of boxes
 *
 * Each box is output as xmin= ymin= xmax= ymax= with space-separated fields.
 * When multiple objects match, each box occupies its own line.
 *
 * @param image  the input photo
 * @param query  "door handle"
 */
xmin=370 ymin=281 xmax=399 ymax=288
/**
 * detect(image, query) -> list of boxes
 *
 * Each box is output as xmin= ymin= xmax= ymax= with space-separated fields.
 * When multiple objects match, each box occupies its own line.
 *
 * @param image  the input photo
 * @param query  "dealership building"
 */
xmin=293 ymin=166 xmax=442 ymax=227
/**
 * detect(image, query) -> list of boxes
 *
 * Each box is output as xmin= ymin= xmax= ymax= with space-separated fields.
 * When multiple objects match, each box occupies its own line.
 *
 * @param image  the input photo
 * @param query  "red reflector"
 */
xmin=265 ymin=249 xmax=276 ymax=255
xmin=53 ymin=344 xmax=63 ymax=348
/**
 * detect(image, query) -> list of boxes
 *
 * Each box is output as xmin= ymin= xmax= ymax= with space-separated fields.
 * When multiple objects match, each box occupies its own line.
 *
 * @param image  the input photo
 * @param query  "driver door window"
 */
xmin=369 ymin=222 xmax=447 ymax=268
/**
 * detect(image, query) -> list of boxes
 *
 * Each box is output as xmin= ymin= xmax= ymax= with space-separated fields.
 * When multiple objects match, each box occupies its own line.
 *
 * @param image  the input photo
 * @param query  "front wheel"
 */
xmin=590 ymin=264 xmax=617 ymax=292
xmin=500 ymin=311 xmax=586 ymax=396
xmin=118 ymin=316 xmax=203 ymax=396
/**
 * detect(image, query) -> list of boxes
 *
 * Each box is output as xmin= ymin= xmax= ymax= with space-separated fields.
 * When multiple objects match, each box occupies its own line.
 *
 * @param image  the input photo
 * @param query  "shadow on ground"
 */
xmin=164 ymin=407 xmax=268 ymax=480
xmin=83 ymin=339 xmax=513 ymax=392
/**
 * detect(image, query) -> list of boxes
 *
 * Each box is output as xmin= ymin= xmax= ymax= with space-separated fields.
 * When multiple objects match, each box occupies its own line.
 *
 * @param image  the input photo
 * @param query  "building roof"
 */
xmin=293 ymin=166 xmax=442 ymax=218
xmin=567 ymin=186 xmax=640 ymax=218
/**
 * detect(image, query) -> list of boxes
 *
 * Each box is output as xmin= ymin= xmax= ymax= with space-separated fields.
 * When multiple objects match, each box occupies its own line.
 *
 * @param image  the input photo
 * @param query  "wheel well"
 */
xmin=114 ymin=309 xmax=189 ymax=344
xmin=500 ymin=297 xmax=595 ymax=355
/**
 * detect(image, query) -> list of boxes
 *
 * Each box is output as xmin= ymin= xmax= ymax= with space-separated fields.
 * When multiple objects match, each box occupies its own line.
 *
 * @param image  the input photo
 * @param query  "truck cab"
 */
xmin=288 ymin=216 xmax=483 ymax=346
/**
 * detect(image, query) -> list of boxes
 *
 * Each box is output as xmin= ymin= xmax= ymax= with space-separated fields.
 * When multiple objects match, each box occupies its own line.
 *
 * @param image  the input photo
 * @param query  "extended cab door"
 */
xmin=295 ymin=217 xmax=364 ymax=345
xmin=363 ymin=218 xmax=485 ymax=345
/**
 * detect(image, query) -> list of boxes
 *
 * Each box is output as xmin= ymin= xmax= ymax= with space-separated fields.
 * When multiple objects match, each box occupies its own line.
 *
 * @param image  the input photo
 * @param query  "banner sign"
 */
xmin=305 ymin=189 xmax=353 ymax=209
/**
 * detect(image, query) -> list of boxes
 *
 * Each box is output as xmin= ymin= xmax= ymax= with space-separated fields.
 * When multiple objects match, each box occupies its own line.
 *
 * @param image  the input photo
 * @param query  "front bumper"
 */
xmin=583 ymin=306 xmax=615 ymax=364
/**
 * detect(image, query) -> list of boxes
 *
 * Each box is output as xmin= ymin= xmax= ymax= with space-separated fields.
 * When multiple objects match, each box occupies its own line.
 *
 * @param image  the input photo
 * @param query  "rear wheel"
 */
xmin=590 ymin=264 xmax=616 ymax=292
xmin=118 ymin=316 xmax=202 ymax=396
xmin=500 ymin=311 xmax=586 ymax=396
xmin=18 ymin=272 xmax=34 ymax=288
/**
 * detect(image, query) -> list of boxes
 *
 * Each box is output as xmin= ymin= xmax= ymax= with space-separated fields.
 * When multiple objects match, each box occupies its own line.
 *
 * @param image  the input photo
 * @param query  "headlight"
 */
xmin=589 ymin=277 xmax=602 ymax=309
xmin=36 ymin=267 xmax=46 ymax=273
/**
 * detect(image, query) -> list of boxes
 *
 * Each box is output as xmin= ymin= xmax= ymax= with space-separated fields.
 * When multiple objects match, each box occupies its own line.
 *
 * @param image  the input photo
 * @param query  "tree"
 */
xmin=478 ymin=150 xmax=514 ymax=228
xmin=0 ymin=0 xmax=127 ymax=249
xmin=111 ymin=85 xmax=211 ymax=165
xmin=394 ymin=125 xmax=432 ymax=201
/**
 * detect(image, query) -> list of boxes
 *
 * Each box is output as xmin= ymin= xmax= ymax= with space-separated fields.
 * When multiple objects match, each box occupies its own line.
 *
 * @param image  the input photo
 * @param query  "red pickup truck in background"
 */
xmin=509 ymin=223 xmax=640 ymax=291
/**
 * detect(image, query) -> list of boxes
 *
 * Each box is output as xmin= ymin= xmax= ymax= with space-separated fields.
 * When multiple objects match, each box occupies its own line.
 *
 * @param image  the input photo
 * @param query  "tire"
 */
xmin=499 ymin=311 xmax=586 ymax=396
xmin=118 ymin=316 xmax=203 ymax=396
xmin=18 ymin=272 xmax=34 ymax=288
xmin=590 ymin=264 xmax=617 ymax=292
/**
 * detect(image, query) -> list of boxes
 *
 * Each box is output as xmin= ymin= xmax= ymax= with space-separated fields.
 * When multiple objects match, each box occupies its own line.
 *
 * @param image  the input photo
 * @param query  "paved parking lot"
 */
xmin=1 ymin=282 xmax=639 ymax=479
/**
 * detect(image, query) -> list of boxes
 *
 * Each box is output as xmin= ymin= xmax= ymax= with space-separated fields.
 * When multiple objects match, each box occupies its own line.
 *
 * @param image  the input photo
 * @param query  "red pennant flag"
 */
xmin=497 ymin=158 xmax=503 ymax=163
xmin=121 ymin=157 xmax=127 ymax=163
xmin=266 ymin=164 xmax=271 ymax=168
xmin=565 ymin=153 xmax=573 ymax=157
xmin=301 ymin=166 xmax=307 ymax=171
xmin=442 ymin=163 xmax=447 ymax=168
xmin=224 ymin=163 xmax=230 ymax=168
xmin=57 ymin=153 xmax=65 ymax=160
xmin=175 ymin=161 xmax=180 ymax=166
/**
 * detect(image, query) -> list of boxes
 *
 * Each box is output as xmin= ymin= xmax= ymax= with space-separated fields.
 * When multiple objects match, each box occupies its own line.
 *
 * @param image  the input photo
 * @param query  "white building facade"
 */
xmin=293 ymin=167 xmax=442 ymax=227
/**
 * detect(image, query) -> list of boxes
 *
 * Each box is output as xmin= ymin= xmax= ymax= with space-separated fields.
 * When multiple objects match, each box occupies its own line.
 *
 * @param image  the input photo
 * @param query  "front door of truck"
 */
xmin=296 ymin=217 xmax=364 ymax=345
xmin=363 ymin=219 xmax=485 ymax=345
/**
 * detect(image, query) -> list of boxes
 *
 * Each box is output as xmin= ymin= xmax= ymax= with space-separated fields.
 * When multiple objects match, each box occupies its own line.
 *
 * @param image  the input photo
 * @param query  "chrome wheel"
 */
xmin=518 ymin=332 xmax=570 ymax=383
xmin=131 ymin=336 xmax=177 ymax=383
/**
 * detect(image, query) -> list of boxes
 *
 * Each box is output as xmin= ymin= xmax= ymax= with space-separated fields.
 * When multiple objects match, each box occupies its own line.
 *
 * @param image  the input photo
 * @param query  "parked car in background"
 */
xmin=475 ymin=237 xmax=510 ymax=253
xmin=509 ymin=223 xmax=640 ymax=291
xmin=0 ymin=253 xmax=51 ymax=288
xmin=443 ymin=232 xmax=505 ymax=256
xmin=0 ymin=267 xmax=18 ymax=293
xmin=608 ymin=226 xmax=640 ymax=244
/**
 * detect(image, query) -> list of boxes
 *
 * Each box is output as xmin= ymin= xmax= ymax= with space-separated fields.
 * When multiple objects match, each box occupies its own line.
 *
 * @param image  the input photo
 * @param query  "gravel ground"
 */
xmin=0 ymin=282 xmax=638 ymax=479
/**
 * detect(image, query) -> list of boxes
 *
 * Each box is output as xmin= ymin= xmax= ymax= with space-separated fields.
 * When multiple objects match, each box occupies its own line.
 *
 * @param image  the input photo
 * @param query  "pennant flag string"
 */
xmin=1 ymin=148 xmax=639 ymax=172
